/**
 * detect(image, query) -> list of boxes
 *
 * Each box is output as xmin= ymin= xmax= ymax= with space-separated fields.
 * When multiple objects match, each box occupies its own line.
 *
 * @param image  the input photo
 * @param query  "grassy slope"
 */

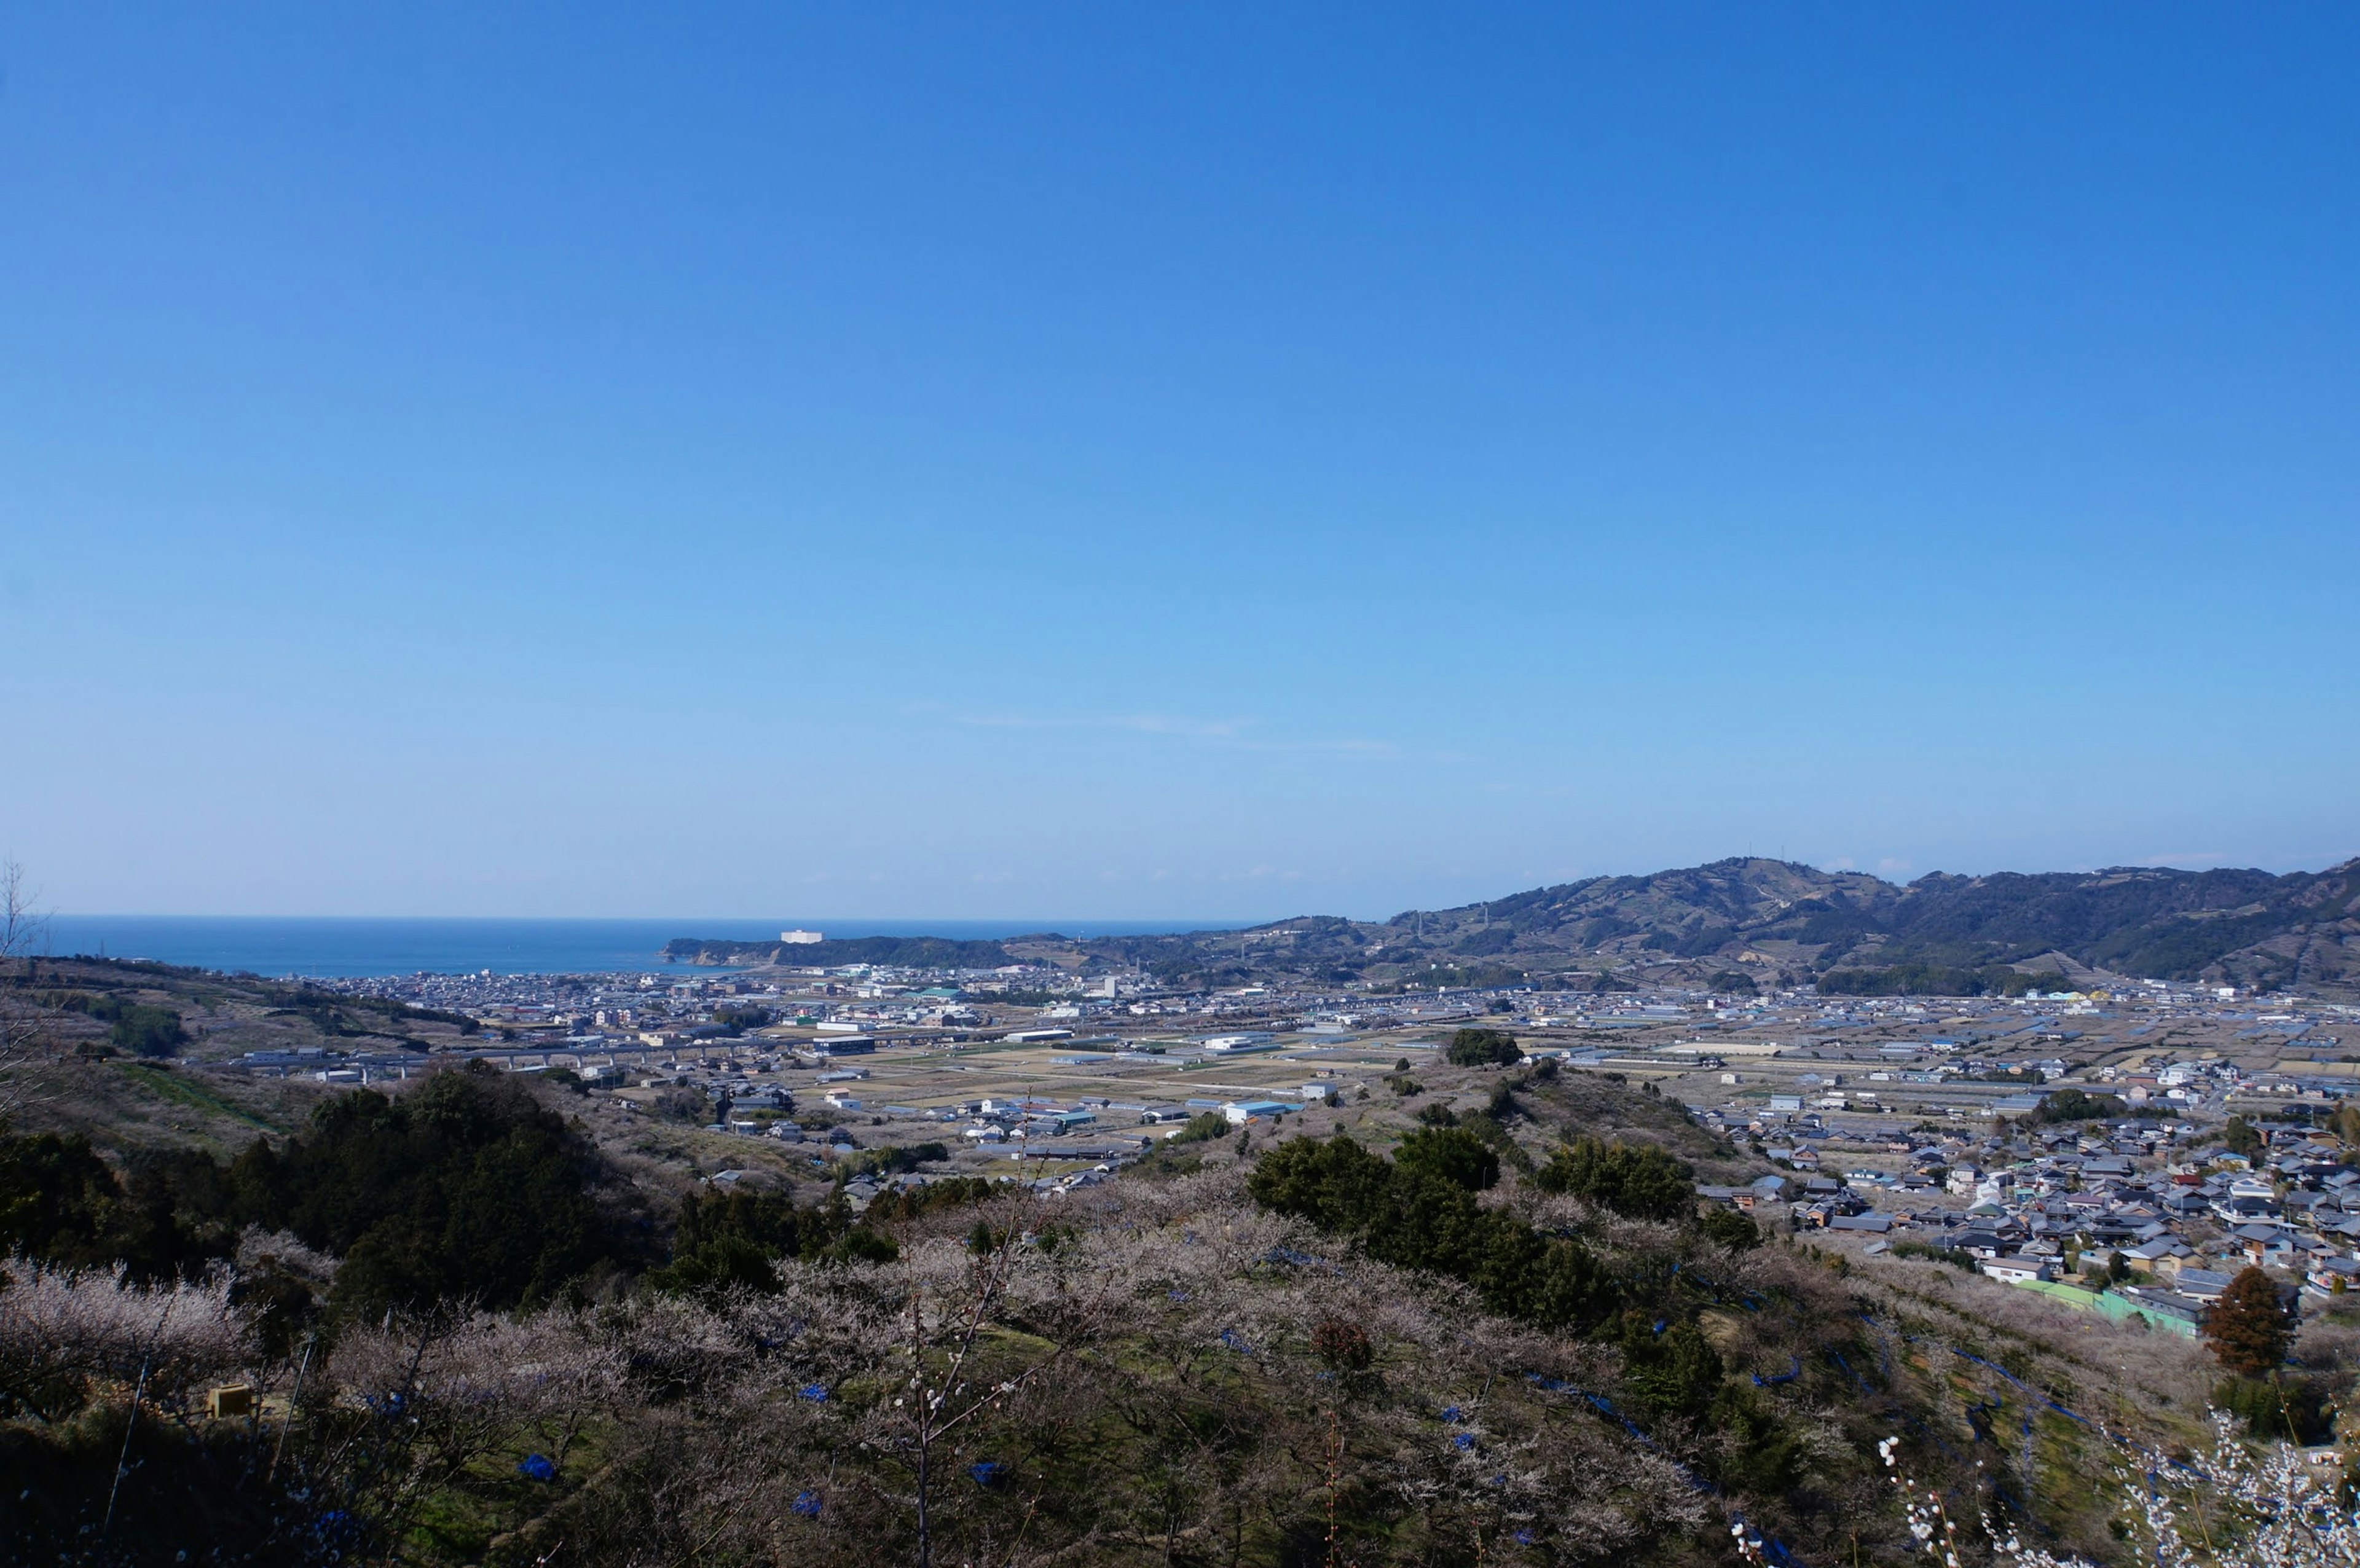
xmin=9 ymin=1057 xmax=324 ymax=1158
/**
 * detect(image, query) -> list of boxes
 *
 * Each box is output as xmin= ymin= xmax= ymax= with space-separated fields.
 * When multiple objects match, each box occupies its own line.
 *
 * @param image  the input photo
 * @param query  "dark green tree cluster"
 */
xmin=1444 ymin=1027 xmax=1520 ymax=1067
xmin=228 ymin=1065 xmax=647 ymax=1315
xmin=1246 ymin=1131 xmax=1790 ymax=1460
xmin=1168 ymin=1111 xmax=1232 ymax=1144
xmin=2220 ymin=1116 xmax=2264 ymax=1158
xmin=0 ymin=1133 xmax=128 ymax=1268
xmin=1817 ymin=964 xmax=2061 ymax=998
xmin=1608 ymin=1310 xmax=1726 ymax=1421
xmin=1247 ymin=1131 xmax=1615 ymax=1333
xmin=2030 ymin=1088 xmax=2154 ymax=1124
xmin=45 ymin=990 xmax=187 ymax=1056
xmin=2329 ymin=1102 xmax=2360 ymax=1149
xmin=1638 ymin=923 xmax=1742 ymax=958
xmin=842 ymin=1141 xmax=951 ymax=1179
xmin=860 ymin=1175 xmax=997 ymax=1225
xmin=1532 ymin=1137 xmax=1696 ymax=1223
xmin=2213 ymin=1370 xmax=2334 ymax=1443
xmin=650 ymin=1187 xmax=894 ymax=1295
xmin=1697 ymin=1205 xmax=1761 ymax=1251
xmin=1393 ymin=1124 xmax=1500 ymax=1191
xmin=1889 ymin=1240 xmax=1980 ymax=1272
xmin=0 ymin=1064 xmax=653 ymax=1318
xmin=1376 ymin=962 xmax=1526 ymax=992
xmin=0 ymin=1134 xmax=221 ymax=1282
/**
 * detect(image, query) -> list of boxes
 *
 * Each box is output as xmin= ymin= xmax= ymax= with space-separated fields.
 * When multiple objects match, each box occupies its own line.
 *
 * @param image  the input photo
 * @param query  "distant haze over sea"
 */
xmin=37 ymin=917 xmax=1244 ymax=980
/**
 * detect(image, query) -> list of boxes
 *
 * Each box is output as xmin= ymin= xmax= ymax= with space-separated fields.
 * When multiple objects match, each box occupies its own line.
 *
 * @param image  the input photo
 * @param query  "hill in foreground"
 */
xmin=0 ymin=1050 xmax=2329 ymax=1567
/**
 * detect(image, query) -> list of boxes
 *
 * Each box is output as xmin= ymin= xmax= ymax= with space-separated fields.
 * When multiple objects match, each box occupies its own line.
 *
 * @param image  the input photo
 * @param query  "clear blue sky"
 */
xmin=4 ymin=5 xmax=2356 ymax=920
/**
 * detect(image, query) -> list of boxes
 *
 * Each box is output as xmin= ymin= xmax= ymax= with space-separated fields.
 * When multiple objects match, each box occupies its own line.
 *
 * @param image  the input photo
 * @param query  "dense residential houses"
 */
xmin=1691 ymin=1101 xmax=2360 ymax=1333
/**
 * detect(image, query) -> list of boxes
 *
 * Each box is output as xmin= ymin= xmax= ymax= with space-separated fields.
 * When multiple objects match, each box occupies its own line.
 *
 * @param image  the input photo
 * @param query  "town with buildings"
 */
xmin=212 ymin=941 xmax=2360 ymax=1335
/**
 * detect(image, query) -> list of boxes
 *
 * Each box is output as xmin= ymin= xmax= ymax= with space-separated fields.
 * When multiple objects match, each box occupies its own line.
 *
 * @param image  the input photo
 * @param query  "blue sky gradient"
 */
xmin=4 ymin=5 xmax=2356 ymax=918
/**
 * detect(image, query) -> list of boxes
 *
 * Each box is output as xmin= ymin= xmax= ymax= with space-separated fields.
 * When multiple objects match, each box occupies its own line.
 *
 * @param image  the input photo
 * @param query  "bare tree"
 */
xmin=841 ymin=1206 xmax=1128 ymax=1568
xmin=0 ymin=858 xmax=53 ymax=1124
xmin=890 ymin=1226 xmax=1036 ymax=1568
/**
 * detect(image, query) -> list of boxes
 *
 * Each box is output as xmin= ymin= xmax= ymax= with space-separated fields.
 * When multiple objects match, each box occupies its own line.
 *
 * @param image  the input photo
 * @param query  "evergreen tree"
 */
xmin=1444 ymin=1027 xmax=1520 ymax=1067
xmin=0 ymin=1132 xmax=224 ymax=1281
xmin=1248 ymin=1132 xmax=1619 ymax=1334
xmin=1699 ymin=1206 xmax=1760 ymax=1251
xmin=1393 ymin=1126 xmax=1500 ymax=1191
xmin=1532 ymin=1137 xmax=1694 ymax=1223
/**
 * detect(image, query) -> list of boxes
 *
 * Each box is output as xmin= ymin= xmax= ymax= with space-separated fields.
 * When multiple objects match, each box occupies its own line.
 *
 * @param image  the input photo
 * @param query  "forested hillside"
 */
xmin=1063 ymin=857 xmax=2360 ymax=996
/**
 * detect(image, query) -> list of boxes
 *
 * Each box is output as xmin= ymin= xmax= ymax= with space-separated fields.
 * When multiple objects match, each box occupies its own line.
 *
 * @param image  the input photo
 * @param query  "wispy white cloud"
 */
xmin=953 ymin=710 xmax=1250 ymax=739
xmin=1234 ymin=734 xmax=1406 ymax=759
xmin=922 ymin=705 xmax=1416 ymax=760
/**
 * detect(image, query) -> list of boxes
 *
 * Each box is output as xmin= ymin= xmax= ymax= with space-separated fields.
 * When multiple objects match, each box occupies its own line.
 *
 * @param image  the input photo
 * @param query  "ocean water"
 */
xmin=38 ymin=916 xmax=1241 ymax=979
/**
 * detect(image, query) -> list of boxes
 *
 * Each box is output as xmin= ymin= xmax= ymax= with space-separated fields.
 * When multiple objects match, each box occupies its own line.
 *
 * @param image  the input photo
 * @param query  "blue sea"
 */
xmin=39 ymin=916 xmax=1243 ymax=979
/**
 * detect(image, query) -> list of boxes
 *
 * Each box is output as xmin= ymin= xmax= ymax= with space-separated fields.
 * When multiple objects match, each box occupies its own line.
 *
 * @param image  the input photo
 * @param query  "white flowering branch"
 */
xmin=1855 ymin=1416 xmax=2360 ymax=1568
